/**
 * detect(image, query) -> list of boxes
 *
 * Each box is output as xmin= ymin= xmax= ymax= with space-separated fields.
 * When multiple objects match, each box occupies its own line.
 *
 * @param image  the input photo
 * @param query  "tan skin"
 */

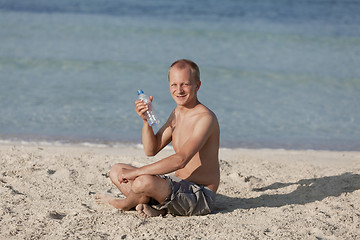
xmin=95 ymin=64 xmax=220 ymax=217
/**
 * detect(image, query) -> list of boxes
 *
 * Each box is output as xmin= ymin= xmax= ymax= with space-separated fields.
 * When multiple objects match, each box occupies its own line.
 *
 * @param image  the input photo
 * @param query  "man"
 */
xmin=95 ymin=59 xmax=220 ymax=217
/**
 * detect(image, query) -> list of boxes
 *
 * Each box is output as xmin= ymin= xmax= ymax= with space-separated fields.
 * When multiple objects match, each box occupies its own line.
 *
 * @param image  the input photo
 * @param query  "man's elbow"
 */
xmin=144 ymin=150 xmax=156 ymax=157
xmin=175 ymin=155 xmax=188 ymax=169
xmin=144 ymin=145 xmax=162 ymax=156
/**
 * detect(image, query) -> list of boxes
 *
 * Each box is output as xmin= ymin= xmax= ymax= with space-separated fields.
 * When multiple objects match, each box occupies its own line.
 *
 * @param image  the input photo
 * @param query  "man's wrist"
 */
xmin=134 ymin=167 xmax=143 ymax=177
xmin=143 ymin=120 xmax=152 ymax=128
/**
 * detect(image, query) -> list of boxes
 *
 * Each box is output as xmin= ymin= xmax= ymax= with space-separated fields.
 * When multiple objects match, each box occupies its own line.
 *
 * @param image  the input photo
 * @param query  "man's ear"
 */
xmin=196 ymin=81 xmax=201 ymax=92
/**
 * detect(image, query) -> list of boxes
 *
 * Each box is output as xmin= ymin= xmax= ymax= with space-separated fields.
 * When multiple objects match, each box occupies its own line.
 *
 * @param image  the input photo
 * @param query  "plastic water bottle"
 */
xmin=137 ymin=90 xmax=160 ymax=126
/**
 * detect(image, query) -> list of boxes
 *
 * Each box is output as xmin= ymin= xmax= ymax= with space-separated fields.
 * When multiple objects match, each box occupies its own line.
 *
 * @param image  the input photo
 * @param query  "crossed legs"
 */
xmin=94 ymin=163 xmax=169 ymax=217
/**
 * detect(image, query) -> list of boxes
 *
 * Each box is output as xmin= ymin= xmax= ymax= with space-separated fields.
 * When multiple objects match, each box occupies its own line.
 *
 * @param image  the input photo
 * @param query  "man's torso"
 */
xmin=170 ymin=104 xmax=220 ymax=193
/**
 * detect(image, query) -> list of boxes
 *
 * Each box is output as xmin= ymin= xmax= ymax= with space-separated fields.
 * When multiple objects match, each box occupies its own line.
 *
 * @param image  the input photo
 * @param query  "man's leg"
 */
xmin=95 ymin=163 xmax=170 ymax=215
xmin=132 ymin=174 xmax=169 ymax=217
xmin=109 ymin=163 xmax=137 ymax=196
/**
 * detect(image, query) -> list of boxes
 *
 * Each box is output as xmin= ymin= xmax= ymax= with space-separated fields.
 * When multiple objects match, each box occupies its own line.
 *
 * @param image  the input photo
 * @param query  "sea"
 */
xmin=1 ymin=0 xmax=360 ymax=150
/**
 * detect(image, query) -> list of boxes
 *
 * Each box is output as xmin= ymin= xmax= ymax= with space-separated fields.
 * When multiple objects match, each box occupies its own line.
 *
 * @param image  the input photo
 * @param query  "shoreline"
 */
xmin=1 ymin=137 xmax=359 ymax=152
xmin=1 ymin=142 xmax=359 ymax=239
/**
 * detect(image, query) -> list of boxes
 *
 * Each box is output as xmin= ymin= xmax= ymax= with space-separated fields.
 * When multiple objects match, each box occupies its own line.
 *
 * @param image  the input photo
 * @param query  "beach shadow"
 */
xmin=214 ymin=172 xmax=360 ymax=213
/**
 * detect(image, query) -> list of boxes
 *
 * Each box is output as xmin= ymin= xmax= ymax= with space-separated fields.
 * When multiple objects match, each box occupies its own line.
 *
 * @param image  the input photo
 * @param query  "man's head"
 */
xmin=168 ymin=59 xmax=201 ymax=107
xmin=168 ymin=59 xmax=200 ymax=84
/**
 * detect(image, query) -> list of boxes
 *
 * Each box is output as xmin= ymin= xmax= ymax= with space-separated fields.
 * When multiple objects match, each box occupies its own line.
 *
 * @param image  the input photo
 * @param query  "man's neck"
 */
xmin=177 ymin=99 xmax=201 ymax=112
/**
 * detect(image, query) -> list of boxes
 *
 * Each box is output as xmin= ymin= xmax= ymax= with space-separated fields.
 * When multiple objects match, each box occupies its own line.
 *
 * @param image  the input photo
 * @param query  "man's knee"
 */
xmin=109 ymin=163 xmax=129 ymax=184
xmin=132 ymin=175 xmax=157 ymax=194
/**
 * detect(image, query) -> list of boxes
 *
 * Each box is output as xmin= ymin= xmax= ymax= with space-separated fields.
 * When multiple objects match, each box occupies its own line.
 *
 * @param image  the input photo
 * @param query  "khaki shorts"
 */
xmin=150 ymin=175 xmax=216 ymax=216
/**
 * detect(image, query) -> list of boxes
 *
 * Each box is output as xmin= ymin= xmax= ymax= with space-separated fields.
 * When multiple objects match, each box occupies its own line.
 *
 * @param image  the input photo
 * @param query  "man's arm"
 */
xmin=142 ymin=112 xmax=174 ymax=156
xmin=135 ymin=98 xmax=173 ymax=156
xmin=121 ymin=113 xmax=216 ymax=182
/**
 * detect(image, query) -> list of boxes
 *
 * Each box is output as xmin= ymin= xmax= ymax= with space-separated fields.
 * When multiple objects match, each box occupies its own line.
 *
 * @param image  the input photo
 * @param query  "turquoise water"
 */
xmin=0 ymin=1 xmax=360 ymax=150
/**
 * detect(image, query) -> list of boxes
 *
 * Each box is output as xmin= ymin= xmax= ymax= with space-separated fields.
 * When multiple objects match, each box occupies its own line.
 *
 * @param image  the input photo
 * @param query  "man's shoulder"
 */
xmin=190 ymin=105 xmax=219 ymax=134
xmin=194 ymin=104 xmax=218 ymax=120
xmin=173 ymin=103 xmax=218 ymax=124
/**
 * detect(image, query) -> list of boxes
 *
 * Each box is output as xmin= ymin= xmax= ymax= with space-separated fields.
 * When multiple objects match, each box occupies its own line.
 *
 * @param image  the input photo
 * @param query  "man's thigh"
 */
xmin=151 ymin=175 xmax=171 ymax=204
xmin=133 ymin=174 xmax=170 ymax=204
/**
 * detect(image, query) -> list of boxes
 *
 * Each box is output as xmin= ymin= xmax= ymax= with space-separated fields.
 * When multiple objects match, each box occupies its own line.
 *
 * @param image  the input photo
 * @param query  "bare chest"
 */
xmin=171 ymin=117 xmax=196 ymax=150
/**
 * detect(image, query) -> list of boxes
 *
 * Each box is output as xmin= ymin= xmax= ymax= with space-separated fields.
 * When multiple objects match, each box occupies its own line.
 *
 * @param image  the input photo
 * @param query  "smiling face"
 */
xmin=168 ymin=66 xmax=201 ymax=108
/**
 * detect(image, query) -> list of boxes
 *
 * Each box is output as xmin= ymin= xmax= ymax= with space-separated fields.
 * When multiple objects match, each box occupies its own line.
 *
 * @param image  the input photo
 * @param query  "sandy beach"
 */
xmin=0 ymin=142 xmax=359 ymax=239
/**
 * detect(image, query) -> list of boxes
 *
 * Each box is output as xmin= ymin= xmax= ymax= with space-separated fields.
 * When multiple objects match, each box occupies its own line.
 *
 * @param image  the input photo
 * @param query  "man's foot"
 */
xmin=94 ymin=194 xmax=123 ymax=209
xmin=136 ymin=204 xmax=166 ymax=218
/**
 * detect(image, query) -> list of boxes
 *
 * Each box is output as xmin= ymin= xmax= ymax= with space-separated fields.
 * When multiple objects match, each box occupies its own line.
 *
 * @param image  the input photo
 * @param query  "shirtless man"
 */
xmin=95 ymin=59 xmax=220 ymax=217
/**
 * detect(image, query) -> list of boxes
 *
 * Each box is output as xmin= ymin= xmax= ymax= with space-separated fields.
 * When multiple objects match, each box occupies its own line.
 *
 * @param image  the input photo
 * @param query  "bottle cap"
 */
xmin=137 ymin=90 xmax=144 ymax=95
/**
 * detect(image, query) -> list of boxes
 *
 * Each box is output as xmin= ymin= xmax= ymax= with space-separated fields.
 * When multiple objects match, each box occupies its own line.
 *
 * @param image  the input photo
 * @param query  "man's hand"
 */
xmin=135 ymin=96 xmax=153 ymax=121
xmin=119 ymin=168 xmax=139 ymax=183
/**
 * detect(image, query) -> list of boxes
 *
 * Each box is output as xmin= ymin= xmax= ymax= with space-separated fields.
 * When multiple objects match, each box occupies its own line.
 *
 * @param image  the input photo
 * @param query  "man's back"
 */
xmin=171 ymin=103 xmax=220 ymax=193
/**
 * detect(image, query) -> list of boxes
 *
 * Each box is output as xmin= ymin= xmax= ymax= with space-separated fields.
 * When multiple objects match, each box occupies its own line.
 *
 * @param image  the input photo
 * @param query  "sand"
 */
xmin=0 ymin=142 xmax=359 ymax=239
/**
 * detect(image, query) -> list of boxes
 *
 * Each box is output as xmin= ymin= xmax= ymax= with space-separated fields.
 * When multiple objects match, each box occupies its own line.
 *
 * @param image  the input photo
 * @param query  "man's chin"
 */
xmin=172 ymin=97 xmax=186 ymax=105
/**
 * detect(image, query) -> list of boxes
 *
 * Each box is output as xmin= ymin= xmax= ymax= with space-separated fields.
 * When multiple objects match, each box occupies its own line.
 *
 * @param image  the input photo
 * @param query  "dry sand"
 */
xmin=1 ymin=142 xmax=359 ymax=239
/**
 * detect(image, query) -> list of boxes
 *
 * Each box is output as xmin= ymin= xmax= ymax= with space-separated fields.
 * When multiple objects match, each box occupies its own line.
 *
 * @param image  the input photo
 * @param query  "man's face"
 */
xmin=168 ymin=67 xmax=200 ymax=107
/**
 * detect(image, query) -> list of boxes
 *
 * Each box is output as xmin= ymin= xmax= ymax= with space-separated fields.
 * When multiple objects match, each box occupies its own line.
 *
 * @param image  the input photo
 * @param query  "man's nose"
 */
xmin=177 ymin=85 xmax=184 ymax=93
